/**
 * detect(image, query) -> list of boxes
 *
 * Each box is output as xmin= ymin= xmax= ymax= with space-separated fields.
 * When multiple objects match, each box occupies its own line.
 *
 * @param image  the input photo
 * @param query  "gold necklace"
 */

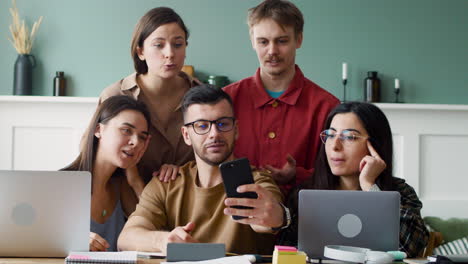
xmin=102 ymin=209 xmax=107 ymax=217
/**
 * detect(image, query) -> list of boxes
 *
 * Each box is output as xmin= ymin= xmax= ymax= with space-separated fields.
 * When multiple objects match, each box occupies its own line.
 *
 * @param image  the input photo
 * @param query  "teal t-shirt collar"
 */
xmin=266 ymin=89 xmax=284 ymax=99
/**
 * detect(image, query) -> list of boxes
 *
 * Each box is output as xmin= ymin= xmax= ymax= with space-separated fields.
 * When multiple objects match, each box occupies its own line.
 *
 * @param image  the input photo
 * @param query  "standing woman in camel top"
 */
xmin=100 ymin=7 xmax=198 ymax=183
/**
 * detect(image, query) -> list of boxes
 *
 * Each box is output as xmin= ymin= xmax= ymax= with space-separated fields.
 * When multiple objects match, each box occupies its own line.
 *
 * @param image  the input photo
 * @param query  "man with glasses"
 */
xmin=118 ymin=85 xmax=286 ymax=254
xmin=223 ymin=0 xmax=339 ymax=196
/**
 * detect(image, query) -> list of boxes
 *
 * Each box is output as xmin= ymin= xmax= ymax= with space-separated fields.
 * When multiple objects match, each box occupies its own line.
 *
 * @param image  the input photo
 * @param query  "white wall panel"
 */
xmin=420 ymin=134 xmax=468 ymax=200
xmin=0 ymin=96 xmax=97 ymax=171
xmin=392 ymin=134 xmax=403 ymax=180
xmin=377 ymin=103 xmax=468 ymax=218
xmin=12 ymin=127 xmax=77 ymax=170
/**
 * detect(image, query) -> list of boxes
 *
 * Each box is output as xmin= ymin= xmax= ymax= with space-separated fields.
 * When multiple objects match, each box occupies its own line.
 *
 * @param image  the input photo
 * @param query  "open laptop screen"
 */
xmin=298 ymin=190 xmax=400 ymax=259
xmin=0 ymin=170 xmax=91 ymax=257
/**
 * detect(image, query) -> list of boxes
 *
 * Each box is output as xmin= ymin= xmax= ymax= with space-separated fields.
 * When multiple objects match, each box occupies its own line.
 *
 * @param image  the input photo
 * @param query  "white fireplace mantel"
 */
xmin=1 ymin=96 xmax=467 ymax=218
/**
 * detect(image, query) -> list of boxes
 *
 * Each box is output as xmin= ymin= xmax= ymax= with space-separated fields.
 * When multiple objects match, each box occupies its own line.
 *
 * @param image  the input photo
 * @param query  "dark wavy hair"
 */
xmin=304 ymin=101 xmax=394 ymax=191
xmin=282 ymin=102 xmax=396 ymax=247
xmin=63 ymin=95 xmax=151 ymax=173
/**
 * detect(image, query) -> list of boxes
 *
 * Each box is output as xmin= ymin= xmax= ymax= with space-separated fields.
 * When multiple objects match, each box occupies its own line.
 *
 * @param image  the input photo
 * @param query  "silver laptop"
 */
xmin=298 ymin=190 xmax=400 ymax=259
xmin=0 ymin=170 xmax=91 ymax=257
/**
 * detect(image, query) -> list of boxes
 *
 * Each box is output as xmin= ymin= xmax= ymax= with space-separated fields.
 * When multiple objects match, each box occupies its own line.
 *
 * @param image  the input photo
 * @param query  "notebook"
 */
xmin=298 ymin=190 xmax=400 ymax=259
xmin=0 ymin=170 xmax=91 ymax=257
xmin=66 ymin=251 xmax=137 ymax=264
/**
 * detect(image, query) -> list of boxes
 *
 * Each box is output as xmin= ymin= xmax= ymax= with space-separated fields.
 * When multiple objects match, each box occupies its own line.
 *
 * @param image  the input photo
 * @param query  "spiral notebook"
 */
xmin=65 ymin=251 xmax=137 ymax=264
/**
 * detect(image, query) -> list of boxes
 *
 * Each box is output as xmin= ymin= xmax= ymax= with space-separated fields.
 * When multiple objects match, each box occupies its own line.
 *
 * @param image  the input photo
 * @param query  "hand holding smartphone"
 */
xmin=219 ymin=158 xmax=258 ymax=220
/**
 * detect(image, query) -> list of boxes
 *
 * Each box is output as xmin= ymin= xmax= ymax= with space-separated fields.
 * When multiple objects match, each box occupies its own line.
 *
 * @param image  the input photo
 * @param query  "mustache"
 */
xmin=204 ymin=140 xmax=227 ymax=147
xmin=266 ymin=55 xmax=281 ymax=61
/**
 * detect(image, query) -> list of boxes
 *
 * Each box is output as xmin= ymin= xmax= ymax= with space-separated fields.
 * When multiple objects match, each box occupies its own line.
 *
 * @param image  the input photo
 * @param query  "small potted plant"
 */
xmin=8 ymin=0 xmax=43 ymax=95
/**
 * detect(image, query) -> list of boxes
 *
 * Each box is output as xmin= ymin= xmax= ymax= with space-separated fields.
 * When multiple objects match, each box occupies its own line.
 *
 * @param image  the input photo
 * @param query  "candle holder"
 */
xmin=394 ymin=88 xmax=400 ymax=103
xmin=342 ymin=79 xmax=347 ymax=103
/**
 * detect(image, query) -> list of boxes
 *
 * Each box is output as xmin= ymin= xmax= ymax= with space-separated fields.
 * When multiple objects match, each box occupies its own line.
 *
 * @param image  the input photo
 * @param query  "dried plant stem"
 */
xmin=8 ymin=0 xmax=43 ymax=54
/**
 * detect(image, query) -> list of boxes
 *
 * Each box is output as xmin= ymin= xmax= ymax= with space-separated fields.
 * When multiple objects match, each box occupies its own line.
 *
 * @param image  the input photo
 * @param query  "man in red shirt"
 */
xmin=223 ymin=0 xmax=339 ymax=196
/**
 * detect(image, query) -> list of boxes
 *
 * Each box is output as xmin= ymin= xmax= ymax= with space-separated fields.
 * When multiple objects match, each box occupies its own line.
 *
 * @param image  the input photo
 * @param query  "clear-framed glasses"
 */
xmin=184 ymin=117 xmax=235 ymax=135
xmin=319 ymin=129 xmax=368 ymax=144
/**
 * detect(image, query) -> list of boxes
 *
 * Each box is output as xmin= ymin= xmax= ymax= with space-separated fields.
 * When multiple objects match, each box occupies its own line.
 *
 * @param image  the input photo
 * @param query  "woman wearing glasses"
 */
xmin=279 ymin=102 xmax=428 ymax=257
xmin=98 ymin=7 xmax=199 ymax=184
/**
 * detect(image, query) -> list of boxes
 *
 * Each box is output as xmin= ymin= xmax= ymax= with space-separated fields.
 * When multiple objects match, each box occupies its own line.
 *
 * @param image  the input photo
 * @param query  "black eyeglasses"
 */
xmin=184 ymin=117 xmax=236 ymax=135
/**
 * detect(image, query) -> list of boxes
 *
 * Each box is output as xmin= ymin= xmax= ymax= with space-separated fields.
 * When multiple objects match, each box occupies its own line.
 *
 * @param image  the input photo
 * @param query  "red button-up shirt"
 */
xmin=223 ymin=66 xmax=339 ymax=195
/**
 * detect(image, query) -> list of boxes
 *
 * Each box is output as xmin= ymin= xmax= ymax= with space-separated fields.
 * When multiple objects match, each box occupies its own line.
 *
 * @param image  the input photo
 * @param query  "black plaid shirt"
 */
xmin=278 ymin=177 xmax=429 ymax=258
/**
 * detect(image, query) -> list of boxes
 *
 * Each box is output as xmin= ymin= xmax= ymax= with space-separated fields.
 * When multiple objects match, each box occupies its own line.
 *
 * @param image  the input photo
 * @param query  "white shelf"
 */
xmin=375 ymin=103 xmax=468 ymax=111
xmin=1 ymin=96 xmax=467 ymax=111
xmin=0 ymin=95 xmax=98 ymax=104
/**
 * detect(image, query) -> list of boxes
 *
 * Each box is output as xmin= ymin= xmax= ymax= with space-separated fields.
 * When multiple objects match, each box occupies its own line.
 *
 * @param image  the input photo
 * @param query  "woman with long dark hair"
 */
xmin=280 ymin=102 xmax=428 ymax=257
xmin=64 ymin=95 xmax=151 ymax=251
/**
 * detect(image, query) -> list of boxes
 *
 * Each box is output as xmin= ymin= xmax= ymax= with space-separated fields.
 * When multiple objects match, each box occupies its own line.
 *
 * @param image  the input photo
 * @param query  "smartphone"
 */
xmin=219 ymin=157 xmax=258 ymax=220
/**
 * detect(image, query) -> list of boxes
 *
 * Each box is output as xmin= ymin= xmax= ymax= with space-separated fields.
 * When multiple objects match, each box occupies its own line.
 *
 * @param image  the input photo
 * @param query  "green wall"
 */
xmin=1 ymin=0 xmax=467 ymax=104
